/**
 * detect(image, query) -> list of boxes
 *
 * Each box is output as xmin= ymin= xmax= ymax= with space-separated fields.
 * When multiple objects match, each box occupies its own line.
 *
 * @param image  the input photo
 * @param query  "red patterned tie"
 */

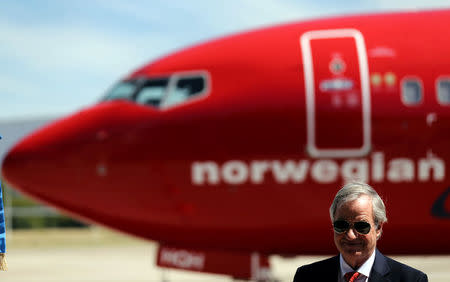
xmin=344 ymin=271 xmax=360 ymax=282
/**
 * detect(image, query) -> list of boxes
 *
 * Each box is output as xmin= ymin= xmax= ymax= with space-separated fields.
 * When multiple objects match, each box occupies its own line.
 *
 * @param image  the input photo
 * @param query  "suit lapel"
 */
xmin=326 ymin=255 xmax=340 ymax=282
xmin=369 ymin=249 xmax=391 ymax=282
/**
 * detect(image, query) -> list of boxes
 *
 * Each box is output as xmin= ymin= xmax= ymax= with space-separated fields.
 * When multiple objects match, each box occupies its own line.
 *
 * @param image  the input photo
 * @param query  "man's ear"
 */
xmin=376 ymin=223 xmax=383 ymax=240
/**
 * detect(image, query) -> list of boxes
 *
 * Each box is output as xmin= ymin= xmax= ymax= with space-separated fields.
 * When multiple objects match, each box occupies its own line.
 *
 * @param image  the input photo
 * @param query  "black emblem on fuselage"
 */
xmin=431 ymin=186 xmax=450 ymax=219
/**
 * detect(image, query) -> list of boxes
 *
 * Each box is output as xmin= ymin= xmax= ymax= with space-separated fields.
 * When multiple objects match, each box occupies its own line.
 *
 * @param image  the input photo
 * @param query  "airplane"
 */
xmin=2 ymin=9 xmax=450 ymax=280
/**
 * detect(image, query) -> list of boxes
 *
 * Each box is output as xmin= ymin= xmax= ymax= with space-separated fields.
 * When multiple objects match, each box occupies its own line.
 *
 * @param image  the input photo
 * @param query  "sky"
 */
xmin=1 ymin=0 xmax=449 ymax=121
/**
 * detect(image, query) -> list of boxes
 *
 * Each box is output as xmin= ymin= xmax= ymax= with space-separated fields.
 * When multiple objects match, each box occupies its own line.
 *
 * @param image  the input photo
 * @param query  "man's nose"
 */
xmin=345 ymin=228 xmax=358 ymax=239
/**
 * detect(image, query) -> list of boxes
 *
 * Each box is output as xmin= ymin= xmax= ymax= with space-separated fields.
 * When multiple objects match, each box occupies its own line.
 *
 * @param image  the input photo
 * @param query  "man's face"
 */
xmin=333 ymin=195 xmax=382 ymax=268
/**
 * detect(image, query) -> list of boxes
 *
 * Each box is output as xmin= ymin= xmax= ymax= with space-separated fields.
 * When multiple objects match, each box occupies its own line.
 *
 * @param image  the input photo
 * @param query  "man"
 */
xmin=0 ymin=136 xmax=6 ymax=270
xmin=0 ymin=180 xmax=6 ymax=270
xmin=293 ymin=182 xmax=427 ymax=282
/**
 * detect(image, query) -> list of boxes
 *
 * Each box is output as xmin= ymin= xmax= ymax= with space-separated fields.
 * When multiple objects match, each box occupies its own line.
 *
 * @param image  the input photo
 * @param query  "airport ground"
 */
xmin=1 ymin=227 xmax=449 ymax=281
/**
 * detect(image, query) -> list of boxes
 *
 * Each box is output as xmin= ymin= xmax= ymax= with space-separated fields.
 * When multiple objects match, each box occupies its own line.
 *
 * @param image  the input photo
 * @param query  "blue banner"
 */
xmin=0 ymin=180 xmax=5 ymax=253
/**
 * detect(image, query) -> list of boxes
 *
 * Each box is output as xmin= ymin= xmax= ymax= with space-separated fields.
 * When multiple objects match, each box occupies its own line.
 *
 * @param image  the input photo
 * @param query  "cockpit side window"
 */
xmin=162 ymin=75 xmax=207 ymax=107
xmin=135 ymin=78 xmax=169 ymax=107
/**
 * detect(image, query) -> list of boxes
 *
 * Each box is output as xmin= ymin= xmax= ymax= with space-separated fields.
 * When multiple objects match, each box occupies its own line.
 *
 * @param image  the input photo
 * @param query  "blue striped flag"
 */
xmin=0 ymin=180 xmax=6 ymax=270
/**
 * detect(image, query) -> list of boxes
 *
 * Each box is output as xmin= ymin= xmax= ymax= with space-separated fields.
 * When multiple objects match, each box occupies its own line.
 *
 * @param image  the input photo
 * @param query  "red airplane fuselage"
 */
xmin=3 ymin=10 xmax=450 ymax=256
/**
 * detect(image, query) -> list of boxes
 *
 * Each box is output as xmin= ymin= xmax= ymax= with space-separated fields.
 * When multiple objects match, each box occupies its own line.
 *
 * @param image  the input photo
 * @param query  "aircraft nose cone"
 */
xmin=2 ymin=116 xmax=89 ymax=200
xmin=1 ymin=115 xmax=136 ymax=233
xmin=2 ymin=102 xmax=137 ymax=198
xmin=1 ymin=105 xmax=171 ymax=240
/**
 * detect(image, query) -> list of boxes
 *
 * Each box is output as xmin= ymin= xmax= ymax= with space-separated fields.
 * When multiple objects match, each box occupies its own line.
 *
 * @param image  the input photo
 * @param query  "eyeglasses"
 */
xmin=333 ymin=220 xmax=371 ymax=235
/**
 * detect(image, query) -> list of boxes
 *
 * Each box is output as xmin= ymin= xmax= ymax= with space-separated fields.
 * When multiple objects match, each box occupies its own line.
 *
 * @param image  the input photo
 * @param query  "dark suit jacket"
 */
xmin=293 ymin=249 xmax=428 ymax=282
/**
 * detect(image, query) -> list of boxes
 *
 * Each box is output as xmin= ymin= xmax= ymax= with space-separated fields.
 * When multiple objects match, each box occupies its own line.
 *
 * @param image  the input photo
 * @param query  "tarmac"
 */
xmin=1 ymin=228 xmax=449 ymax=281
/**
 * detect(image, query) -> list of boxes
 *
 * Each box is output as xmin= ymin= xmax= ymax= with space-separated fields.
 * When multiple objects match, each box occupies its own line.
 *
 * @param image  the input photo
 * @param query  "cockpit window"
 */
xmin=135 ymin=78 xmax=169 ymax=107
xmin=103 ymin=81 xmax=137 ymax=101
xmin=101 ymin=72 xmax=209 ymax=109
xmin=162 ymin=76 xmax=206 ymax=107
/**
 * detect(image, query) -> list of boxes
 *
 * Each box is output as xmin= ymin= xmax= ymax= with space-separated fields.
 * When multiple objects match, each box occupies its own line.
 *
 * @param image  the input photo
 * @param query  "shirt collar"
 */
xmin=340 ymin=249 xmax=376 ymax=279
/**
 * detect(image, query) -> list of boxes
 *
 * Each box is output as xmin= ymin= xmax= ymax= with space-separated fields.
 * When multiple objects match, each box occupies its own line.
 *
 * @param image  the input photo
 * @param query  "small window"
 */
xmin=401 ymin=79 xmax=422 ymax=105
xmin=162 ymin=75 xmax=207 ymax=107
xmin=437 ymin=78 xmax=450 ymax=105
xmin=135 ymin=78 xmax=169 ymax=107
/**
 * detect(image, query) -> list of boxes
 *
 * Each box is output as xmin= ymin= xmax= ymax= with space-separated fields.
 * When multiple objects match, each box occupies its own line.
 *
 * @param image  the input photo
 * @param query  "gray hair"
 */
xmin=329 ymin=182 xmax=387 ymax=227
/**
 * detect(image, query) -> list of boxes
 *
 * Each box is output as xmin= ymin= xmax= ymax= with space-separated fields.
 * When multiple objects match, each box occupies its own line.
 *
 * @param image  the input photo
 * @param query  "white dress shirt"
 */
xmin=338 ymin=250 xmax=376 ymax=282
